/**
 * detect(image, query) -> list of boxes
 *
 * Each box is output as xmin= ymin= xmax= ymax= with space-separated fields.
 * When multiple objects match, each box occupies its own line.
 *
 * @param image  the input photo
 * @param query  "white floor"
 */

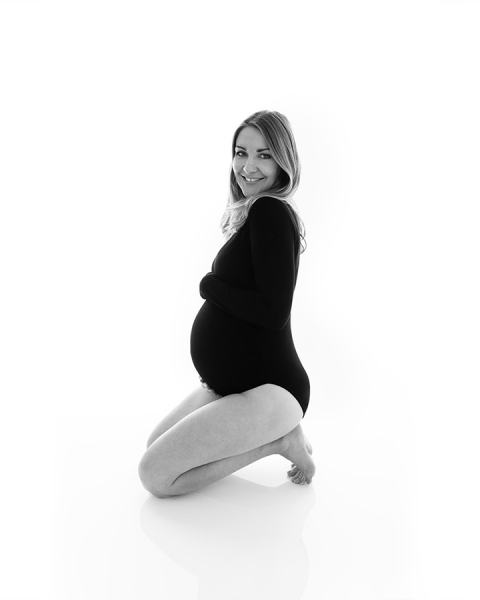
xmin=50 ymin=417 xmax=405 ymax=600
xmin=38 ymin=383 xmax=478 ymax=600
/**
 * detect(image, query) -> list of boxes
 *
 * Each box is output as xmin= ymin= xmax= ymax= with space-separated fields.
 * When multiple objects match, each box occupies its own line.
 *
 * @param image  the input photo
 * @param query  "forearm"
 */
xmin=200 ymin=272 xmax=290 ymax=330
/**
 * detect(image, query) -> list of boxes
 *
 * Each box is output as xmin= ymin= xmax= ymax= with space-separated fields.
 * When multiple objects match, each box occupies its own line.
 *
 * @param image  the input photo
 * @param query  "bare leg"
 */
xmin=146 ymin=386 xmax=221 ymax=448
xmin=138 ymin=384 xmax=315 ymax=497
xmin=168 ymin=437 xmax=284 ymax=495
xmin=167 ymin=424 xmax=315 ymax=496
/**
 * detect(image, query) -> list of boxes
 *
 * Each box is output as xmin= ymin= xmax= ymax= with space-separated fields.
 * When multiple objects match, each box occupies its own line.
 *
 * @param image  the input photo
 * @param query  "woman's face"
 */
xmin=233 ymin=126 xmax=281 ymax=197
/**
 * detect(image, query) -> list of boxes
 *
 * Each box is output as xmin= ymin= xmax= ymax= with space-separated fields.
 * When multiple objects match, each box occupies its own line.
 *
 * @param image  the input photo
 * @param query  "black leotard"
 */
xmin=190 ymin=196 xmax=310 ymax=417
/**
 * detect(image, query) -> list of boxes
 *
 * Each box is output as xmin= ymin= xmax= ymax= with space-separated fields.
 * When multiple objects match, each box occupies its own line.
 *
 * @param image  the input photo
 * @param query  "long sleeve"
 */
xmin=199 ymin=197 xmax=298 ymax=330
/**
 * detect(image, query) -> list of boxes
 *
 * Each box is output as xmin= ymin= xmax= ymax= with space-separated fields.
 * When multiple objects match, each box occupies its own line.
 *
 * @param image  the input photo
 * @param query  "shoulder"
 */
xmin=250 ymin=196 xmax=289 ymax=212
xmin=249 ymin=197 xmax=295 ymax=223
xmin=247 ymin=197 xmax=297 ymax=240
xmin=249 ymin=196 xmax=296 ymax=224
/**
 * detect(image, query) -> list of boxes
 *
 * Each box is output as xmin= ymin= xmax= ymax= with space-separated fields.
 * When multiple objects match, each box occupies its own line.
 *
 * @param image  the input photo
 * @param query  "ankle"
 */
xmin=270 ymin=434 xmax=288 ymax=456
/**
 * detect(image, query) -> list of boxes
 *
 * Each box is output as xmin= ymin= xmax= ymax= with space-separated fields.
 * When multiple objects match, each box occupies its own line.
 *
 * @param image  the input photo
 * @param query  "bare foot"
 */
xmin=279 ymin=424 xmax=316 ymax=485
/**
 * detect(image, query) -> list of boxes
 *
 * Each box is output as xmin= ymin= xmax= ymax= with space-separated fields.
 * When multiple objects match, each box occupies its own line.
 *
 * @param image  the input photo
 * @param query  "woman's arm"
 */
xmin=199 ymin=197 xmax=298 ymax=331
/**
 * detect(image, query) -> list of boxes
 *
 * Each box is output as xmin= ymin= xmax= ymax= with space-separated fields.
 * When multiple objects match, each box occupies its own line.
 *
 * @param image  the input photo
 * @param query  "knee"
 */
xmin=146 ymin=432 xmax=158 ymax=449
xmin=146 ymin=425 xmax=169 ymax=449
xmin=138 ymin=454 xmax=172 ymax=499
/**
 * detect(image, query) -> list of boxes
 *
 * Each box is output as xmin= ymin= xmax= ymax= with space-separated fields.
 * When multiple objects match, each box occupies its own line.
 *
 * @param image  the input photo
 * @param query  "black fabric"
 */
xmin=190 ymin=196 xmax=310 ymax=417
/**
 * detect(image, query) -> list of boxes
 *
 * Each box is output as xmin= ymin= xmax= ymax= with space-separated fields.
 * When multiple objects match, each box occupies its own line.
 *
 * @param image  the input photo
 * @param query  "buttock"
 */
xmin=200 ymin=377 xmax=223 ymax=398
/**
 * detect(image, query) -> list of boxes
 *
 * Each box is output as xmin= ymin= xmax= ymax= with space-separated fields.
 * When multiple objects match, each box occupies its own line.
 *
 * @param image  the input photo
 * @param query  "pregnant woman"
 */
xmin=138 ymin=110 xmax=315 ymax=497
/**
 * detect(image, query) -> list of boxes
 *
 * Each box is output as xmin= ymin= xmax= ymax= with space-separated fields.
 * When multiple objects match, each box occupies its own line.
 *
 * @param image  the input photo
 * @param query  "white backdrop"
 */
xmin=1 ymin=1 xmax=479 ymax=598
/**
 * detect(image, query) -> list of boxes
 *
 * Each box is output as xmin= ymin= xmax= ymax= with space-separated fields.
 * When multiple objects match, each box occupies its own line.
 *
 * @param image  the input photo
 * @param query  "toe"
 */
xmin=293 ymin=471 xmax=304 ymax=484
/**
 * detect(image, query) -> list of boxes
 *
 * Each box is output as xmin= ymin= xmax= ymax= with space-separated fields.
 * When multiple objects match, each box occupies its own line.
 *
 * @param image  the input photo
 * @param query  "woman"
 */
xmin=138 ymin=110 xmax=316 ymax=497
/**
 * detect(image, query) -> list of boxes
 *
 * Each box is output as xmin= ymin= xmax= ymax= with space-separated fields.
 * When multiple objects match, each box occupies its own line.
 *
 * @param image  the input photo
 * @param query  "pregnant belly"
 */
xmin=190 ymin=302 xmax=309 ymax=410
xmin=190 ymin=301 xmax=263 ymax=391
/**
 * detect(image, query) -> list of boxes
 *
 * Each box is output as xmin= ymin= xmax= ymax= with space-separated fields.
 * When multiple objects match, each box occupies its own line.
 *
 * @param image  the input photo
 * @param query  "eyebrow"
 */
xmin=235 ymin=145 xmax=271 ymax=152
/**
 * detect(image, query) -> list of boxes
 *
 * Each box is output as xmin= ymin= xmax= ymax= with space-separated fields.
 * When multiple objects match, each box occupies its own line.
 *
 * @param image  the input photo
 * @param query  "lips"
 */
xmin=241 ymin=175 xmax=264 ymax=183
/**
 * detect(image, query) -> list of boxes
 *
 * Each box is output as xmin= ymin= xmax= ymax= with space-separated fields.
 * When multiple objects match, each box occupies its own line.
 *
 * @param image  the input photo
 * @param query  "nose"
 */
xmin=242 ymin=156 xmax=258 ymax=175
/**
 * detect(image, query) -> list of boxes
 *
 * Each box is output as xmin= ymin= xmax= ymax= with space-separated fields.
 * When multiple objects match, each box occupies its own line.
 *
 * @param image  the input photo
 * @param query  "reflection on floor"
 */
xmin=39 ymin=398 xmax=478 ymax=600
xmin=47 ymin=406 xmax=479 ymax=600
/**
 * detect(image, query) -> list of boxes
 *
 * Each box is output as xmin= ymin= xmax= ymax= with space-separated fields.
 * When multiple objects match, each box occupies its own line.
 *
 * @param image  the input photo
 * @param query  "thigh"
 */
xmin=146 ymin=385 xmax=221 ymax=447
xmin=141 ymin=383 xmax=303 ymax=483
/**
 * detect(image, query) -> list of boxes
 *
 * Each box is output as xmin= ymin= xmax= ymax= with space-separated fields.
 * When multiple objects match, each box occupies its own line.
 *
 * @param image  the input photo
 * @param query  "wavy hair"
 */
xmin=220 ymin=110 xmax=307 ymax=254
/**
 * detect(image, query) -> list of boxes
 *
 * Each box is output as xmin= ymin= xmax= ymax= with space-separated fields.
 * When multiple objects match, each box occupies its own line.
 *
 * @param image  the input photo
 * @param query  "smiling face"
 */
xmin=233 ymin=126 xmax=281 ymax=197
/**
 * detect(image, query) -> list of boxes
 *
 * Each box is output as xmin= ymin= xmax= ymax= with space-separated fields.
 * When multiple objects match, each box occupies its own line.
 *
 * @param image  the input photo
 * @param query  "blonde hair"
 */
xmin=220 ymin=110 xmax=307 ymax=254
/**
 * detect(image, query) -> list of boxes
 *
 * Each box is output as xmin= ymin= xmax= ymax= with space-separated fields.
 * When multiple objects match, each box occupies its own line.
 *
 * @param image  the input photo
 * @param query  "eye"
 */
xmin=260 ymin=154 xmax=272 ymax=159
xmin=235 ymin=151 xmax=245 ymax=157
